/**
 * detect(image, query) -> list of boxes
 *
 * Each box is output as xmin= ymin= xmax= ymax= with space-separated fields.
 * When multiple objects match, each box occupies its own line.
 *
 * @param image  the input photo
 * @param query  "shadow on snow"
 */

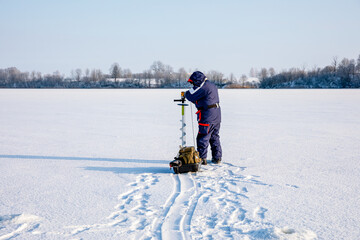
xmin=0 ymin=154 xmax=166 ymax=164
xmin=0 ymin=154 xmax=171 ymax=174
xmin=84 ymin=166 xmax=172 ymax=174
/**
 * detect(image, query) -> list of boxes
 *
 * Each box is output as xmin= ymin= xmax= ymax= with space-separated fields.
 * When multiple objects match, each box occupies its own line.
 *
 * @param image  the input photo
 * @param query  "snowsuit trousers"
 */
xmin=197 ymin=122 xmax=222 ymax=160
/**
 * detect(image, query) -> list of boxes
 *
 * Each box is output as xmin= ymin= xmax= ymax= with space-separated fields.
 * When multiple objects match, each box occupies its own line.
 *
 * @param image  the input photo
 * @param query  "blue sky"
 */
xmin=1 ymin=0 xmax=359 ymax=78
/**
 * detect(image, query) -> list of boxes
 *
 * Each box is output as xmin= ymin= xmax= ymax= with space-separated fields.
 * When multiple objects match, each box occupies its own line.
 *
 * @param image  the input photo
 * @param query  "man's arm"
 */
xmin=185 ymin=86 xmax=206 ymax=103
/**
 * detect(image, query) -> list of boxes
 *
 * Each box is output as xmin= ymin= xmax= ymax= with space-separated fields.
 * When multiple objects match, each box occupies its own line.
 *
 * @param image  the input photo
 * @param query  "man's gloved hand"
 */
xmin=181 ymin=91 xmax=185 ymax=101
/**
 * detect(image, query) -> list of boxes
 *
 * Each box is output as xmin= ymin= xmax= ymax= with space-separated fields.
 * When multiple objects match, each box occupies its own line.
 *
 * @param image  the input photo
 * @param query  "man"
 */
xmin=185 ymin=71 xmax=222 ymax=164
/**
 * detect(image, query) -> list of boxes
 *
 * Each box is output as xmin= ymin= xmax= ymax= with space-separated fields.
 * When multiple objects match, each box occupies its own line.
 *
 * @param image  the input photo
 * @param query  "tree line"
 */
xmin=258 ymin=54 xmax=360 ymax=88
xmin=0 ymin=61 xmax=241 ymax=89
xmin=1 ymin=55 xmax=360 ymax=88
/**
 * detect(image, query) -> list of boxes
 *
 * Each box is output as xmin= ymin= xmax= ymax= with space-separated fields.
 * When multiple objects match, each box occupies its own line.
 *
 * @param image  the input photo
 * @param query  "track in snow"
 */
xmin=64 ymin=173 xmax=160 ymax=239
xmin=189 ymin=162 xmax=275 ymax=239
xmin=0 ymin=214 xmax=41 ymax=240
xmin=0 ymin=162 xmax=316 ymax=239
xmin=159 ymin=173 xmax=200 ymax=240
xmin=65 ymin=162 xmax=317 ymax=240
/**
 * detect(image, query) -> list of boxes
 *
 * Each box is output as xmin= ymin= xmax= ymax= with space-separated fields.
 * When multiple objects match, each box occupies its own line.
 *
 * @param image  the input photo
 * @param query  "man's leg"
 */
xmin=209 ymin=122 xmax=222 ymax=161
xmin=197 ymin=131 xmax=211 ymax=160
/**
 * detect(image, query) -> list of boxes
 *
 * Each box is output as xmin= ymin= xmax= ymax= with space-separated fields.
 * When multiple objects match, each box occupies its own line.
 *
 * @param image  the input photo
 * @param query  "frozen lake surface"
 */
xmin=1 ymin=89 xmax=359 ymax=239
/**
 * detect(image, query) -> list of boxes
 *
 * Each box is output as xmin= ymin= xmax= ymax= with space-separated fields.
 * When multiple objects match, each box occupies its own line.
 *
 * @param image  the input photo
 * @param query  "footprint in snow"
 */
xmin=0 ymin=214 xmax=42 ymax=240
xmin=253 ymin=206 xmax=268 ymax=220
xmin=65 ymin=173 xmax=160 ymax=239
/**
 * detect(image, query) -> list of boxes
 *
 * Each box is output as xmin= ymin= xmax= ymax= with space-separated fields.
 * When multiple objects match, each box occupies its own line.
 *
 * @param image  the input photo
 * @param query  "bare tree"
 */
xmin=338 ymin=58 xmax=352 ymax=87
xmin=75 ymin=69 xmax=82 ymax=82
xmin=228 ymin=73 xmax=236 ymax=84
xmin=36 ymin=72 xmax=42 ymax=81
xmin=207 ymin=70 xmax=224 ymax=85
xmin=163 ymin=65 xmax=174 ymax=85
xmin=240 ymin=74 xmax=247 ymax=87
xmin=8 ymin=67 xmax=21 ymax=82
xmin=143 ymin=69 xmax=152 ymax=87
xmin=151 ymin=61 xmax=165 ymax=85
xmin=249 ymin=68 xmax=256 ymax=78
xmin=90 ymin=69 xmax=103 ymax=82
xmin=178 ymin=68 xmax=188 ymax=79
xmin=123 ymin=68 xmax=132 ymax=79
xmin=84 ymin=68 xmax=90 ymax=82
xmin=332 ymin=56 xmax=338 ymax=73
xmin=356 ymin=54 xmax=360 ymax=73
xmin=310 ymin=65 xmax=320 ymax=77
xmin=177 ymin=67 xmax=188 ymax=87
xmin=110 ymin=63 xmax=121 ymax=82
xmin=259 ymin=68 xmax=268 ymax=80
xmin=269 ymin=67 xmax=276 ymax=77
xmin=30 ymin=71 xmax=37 ymax=81
xmin=71 ymin=70 xmax=75 ymax=81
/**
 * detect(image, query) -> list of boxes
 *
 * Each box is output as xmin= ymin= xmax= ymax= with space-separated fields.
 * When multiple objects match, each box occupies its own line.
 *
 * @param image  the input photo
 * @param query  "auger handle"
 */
xmin=174 ymin=91 xmax=186 ymax=103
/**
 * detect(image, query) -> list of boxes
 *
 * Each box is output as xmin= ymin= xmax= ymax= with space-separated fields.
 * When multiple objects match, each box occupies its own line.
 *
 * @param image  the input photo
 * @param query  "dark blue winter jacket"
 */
xmin=185 ymin=71 xmax=221 ymax=124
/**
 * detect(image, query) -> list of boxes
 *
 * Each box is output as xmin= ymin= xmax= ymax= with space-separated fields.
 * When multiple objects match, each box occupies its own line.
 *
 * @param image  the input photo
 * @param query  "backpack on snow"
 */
xmin=169 ymin=146 xmax=202 ymax=174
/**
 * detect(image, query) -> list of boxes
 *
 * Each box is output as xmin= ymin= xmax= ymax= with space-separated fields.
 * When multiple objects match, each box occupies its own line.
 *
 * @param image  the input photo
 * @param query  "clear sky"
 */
xmin=1 ymin=0 xmax=359 ymax=78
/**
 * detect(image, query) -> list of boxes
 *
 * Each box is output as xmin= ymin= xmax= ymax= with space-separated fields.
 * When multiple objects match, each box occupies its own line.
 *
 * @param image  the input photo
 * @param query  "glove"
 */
xmin=181 ymin=91 xmax=185 ymax=101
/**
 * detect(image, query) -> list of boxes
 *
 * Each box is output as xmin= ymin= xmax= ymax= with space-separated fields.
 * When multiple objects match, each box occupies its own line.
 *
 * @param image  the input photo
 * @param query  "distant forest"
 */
xmin=1 ymin=54 xmax=359 ymax=89
xmin=259 ymin=54 xmax=360 ymax=88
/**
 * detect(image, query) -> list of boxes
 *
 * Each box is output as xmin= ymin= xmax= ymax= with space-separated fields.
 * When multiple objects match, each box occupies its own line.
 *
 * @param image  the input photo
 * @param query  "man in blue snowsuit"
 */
xmin=185 ymin=71 xmax=222 ymax=164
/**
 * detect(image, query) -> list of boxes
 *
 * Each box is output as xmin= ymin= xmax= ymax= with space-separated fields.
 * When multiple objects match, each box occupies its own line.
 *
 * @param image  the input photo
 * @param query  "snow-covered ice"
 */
xmin=1 ymin=89 xmax=359 ymax=239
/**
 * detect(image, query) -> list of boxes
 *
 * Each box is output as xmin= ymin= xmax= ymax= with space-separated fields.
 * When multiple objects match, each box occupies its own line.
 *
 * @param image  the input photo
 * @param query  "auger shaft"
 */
xmin=174 ymin=91 xmax=188 ymax=147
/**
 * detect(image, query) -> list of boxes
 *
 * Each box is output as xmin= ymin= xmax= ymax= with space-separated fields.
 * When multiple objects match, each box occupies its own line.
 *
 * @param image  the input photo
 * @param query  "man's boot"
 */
xmin=211 ymin=158 xmax=222 ymax=164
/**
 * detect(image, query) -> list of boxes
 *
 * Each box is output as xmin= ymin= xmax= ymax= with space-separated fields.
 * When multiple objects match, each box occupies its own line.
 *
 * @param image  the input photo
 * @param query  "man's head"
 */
xmin=188 ymin=71 xmax=207 ymax=87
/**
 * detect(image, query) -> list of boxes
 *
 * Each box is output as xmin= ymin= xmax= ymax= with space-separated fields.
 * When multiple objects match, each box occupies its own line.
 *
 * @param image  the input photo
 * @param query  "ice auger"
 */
xmin=169 ymin=92 xmax=201 ymax=174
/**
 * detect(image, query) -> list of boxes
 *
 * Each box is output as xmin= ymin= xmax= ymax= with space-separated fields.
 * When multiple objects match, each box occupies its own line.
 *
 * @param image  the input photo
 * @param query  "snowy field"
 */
xmin=0 ymin=89 xmax=359 ymax=240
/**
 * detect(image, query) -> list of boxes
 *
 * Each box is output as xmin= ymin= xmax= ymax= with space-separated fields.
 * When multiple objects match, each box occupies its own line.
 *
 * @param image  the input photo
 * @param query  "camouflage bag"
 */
xmin=170 ymin=146 xmax=201 ymax=173
xmin=178 ymin=146 xmax=201 ymax=164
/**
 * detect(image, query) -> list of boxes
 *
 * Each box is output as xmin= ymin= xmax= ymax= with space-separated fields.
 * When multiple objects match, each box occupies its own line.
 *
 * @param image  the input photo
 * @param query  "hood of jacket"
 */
xmin=188 ymin=71 xmax=207 ymax=87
